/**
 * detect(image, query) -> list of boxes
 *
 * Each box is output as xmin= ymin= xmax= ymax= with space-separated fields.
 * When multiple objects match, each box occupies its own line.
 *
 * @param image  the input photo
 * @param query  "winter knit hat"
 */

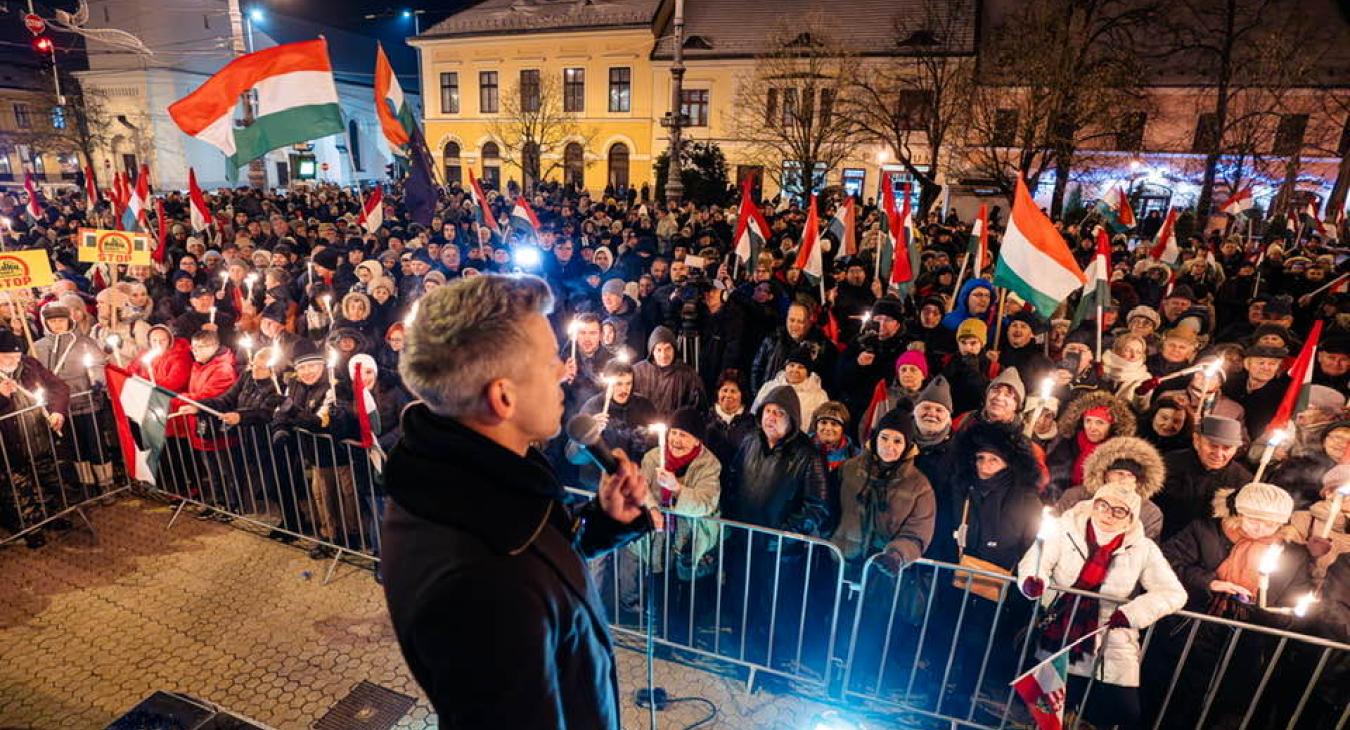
xmin=1304 ymin=385 xmax=1345 ymax=416
xmin=647 ymin=326 xmax=677 ymax=356
xmin=1235 ymin=482 xmax=1294 ymax=524
xmin=987 ymin=367 xmax=1026 ymax=404
xmin=1095 ymin=481 xmax=1142 ymax=519
xmin=1105 ymin=457 xmax=1147 ymax=484
xmin=895 ymin=350 xmax=929 ymax=378
xmin=40 ymin=304 xmax=71 ymax=323
xmin=601 ymin=278 xmax=626 ymax=297
xmin=290 ymin=338 xmax=324 ymax=366
xmin=669 ymin=407 xmax=706 ymax=443
xmin=956 ymin=318 xmax=987 ymax=347
xmin=873 ymin=406 xmax=916 ymax=452
xmin=347 ymin=353 xmax=377 ymax=383
xmin=786 ymin=344 xmax=815 ymax=371
xmin=812 ymin=401 xmax=850 ymax=427
xmin=1126 ymin=306 xmax=1160 ymax=328
xmin=916 ymin=375 xmax=953 ymax=413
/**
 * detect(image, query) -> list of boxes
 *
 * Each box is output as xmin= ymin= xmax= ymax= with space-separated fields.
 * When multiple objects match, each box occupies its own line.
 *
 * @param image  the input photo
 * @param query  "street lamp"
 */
xmin=365 ymin=9 xmax=425 ymax=93
xmin=249 ymin=7 xmax=264 ymax=22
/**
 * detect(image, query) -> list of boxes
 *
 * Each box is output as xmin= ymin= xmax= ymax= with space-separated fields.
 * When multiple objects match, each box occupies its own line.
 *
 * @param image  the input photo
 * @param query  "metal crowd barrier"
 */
xmin=0 ymin=390 xmax=129 ymax=546
xmin=839 ymin=555 xmax=1350 ymax=730
xmin=152 ymin=420 xmax=382 ymax=584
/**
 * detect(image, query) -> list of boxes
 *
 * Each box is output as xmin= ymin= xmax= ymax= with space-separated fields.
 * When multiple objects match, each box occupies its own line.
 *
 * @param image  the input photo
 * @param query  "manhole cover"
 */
xmin=314 ymin=681 xmax=416 ymax=730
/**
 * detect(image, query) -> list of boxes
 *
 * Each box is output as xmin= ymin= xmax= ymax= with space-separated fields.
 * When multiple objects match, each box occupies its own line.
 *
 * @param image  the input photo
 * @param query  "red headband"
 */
xmin=1084 ymin=405 xmax=1115 ymax=424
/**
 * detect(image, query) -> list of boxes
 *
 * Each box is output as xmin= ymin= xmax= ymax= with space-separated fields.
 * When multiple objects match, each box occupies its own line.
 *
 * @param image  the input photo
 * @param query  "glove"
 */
xmin=1108 ymin=609 xmax=1131 ymax=629
xmin=1021 ymin=577 xmax=1045 ymax=599
xmin=1135 ymin=376 xmax=1160 ymax=395
xmin=877 ymin=549 xmax=907 ymax=576
xmin=1308 ymin=537 xmax=1332 ymax=559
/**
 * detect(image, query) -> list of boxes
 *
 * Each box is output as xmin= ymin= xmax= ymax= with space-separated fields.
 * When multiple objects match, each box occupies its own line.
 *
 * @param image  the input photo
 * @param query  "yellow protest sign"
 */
xmin=78 ymin=227 xmax=152 ymax=265
xmin=0 ymin=250 xmax=55 ymax=290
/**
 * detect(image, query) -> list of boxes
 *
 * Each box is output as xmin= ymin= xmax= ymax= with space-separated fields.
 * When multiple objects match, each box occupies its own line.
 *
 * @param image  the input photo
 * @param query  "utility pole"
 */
xmin=660 ymin=0 xmax=686 ymax=207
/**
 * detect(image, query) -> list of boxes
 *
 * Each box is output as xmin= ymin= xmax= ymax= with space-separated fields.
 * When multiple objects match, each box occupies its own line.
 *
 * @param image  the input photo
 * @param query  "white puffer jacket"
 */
xmin=1017 ymin=500 xmax=1186 ymax=686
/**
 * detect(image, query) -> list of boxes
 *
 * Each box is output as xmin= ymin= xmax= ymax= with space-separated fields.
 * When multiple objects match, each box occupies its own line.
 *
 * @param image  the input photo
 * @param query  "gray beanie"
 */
xmin=1235 ymin=482 xmax=1294 ymax=525
xmin=988 ymin=367 xmax=1026 ymax=404
xmin=916 ymin=375 xmax=953 ymax=413
xmin=601 ymin=278 xmax=626 ymax=297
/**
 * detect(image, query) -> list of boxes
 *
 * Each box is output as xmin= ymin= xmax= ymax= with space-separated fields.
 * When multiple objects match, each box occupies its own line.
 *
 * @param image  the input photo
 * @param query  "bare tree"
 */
xmin=1317 ymin=93 xmax=1350 ymax=220
xmin=485 ymin=73 xmax=597 ymax=194
xmin=958 ymin=0 xmax=1154 ymax=214
xmin=729 ymin=13 xmax=865 ymax=200
xmin=844 ymin=0 xmax=976 ymax=213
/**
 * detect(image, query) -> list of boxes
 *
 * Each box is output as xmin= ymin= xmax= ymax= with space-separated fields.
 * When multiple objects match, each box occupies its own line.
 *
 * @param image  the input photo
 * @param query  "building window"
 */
xmin=564 ymin=142 xmax=585 ymax=189
xmin=13 ymin=103 xmax=32 ymax=129
xmin=520 ymin=69 xmax=541 ymax=113
xmin=440 ymin=72 xmax=459 ymax=114
xmin=479 ymin=71 xmax=499 ymax=114
xmin=607 ymin=142 xmax=629 ymax=188
xmin=898 ymin=90 xmax=932 ymax=131
xmin=1116 ymin=112 xmax=1147 ymax=151
xmin=765 ymin=88 xmax=778 ymax=126
xmin=680 ymin=89 xmax=709 ymax=127
xmin=1191 ymin=113 xmax=1219 ymax=154
xmin=443 ymin=141 xmax=461 ymax=185
xmin=819 ymin=88 xmax=835 ymax=126
xmin=781 ymin=88 xmax=798 ymax=127
xmin=1272 ymin=113 xmax=1309 ymax=156
xmin=481 ymin=141 xmax=500 ymax=188
xmin=348 ymin=120 xmax=363 ymax=171
xmin=608 ymin=67 xmax=631 ymax=112
xmin=0 ymin=147 xmax=11 ymax=177
xmin=51 ymin=106 xmax=66 ymax=129
xmin=842 ymin=168 xmax=866 ymax=199
xmin=564 ymin=68 xmax=585 ymax=113
xmin=992 ymin=109 xmax=1018 ymax=147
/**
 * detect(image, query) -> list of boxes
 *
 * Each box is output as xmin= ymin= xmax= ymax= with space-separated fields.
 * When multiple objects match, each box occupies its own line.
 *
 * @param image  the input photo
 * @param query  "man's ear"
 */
xmin=484 ymin=377 xmax=514 ymax=421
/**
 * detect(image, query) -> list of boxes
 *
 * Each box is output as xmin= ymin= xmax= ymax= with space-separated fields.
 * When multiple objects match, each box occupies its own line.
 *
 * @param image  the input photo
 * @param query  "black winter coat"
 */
xmin=724 ymin=429 xmax=831 ymax=535
xmin=273 ymin=376 xmax=356 ymax=466
xmin=1222 ymin=371 xmax=1290 ymax=438
xmin=1156 ymin=449 xmax=1253 ymax=541
xmin=1161 ymin=517 xmax=1314 ymax=623
xmin=952 ymin=474 xmax=1043 ymax=572
xmin=197 ymin=374 xmax=285 ymax=427
xmin=751 ymin=327 xmax=836 ymax=395
xmin=381 ymin=405 xmax=648 ymax=729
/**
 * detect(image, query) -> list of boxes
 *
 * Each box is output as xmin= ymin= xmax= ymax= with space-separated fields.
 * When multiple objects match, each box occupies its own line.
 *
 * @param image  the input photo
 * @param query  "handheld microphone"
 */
xmin=567 ymin=414 xmax=663 ymax=521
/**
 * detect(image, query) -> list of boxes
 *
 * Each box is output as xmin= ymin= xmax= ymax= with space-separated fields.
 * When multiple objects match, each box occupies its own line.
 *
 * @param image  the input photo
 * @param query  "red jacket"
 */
xmin=129 ymin=338 xmax=193 ymax=393
xmin=173 ymin=348 xmax=238 ymax=449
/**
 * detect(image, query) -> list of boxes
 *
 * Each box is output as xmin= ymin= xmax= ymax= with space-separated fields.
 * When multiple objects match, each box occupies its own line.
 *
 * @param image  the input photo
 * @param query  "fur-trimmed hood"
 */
xmin=1080 ymin=436 xmax=1165 ymax=499
xmin=1057 ymin=390 xmax=1136 ymax=439
xmin=952 ymin=420 xmax=1043 ymax=495
xmin=1211 ymin=488 xmax=1301 ymax=541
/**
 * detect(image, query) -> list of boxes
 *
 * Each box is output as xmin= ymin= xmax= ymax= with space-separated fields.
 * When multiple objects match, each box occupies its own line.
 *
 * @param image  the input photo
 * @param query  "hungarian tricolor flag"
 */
xmin=1267 ymin=319 xmax=1323 ymax=435
xmin=105 ymin=364 xmax=173 ymax=485
xmin=374 ymin=42 xmax=416 ymax=150
xmin=188 ymin=167 xmax=212 ymax=233
xmin=859 ymin=378 xmax=891 ymax=445
xmin=994 ymin=177 xmax=1086 ymax=316
xmin=1220 ymin=185 xmax=1254 ymax=216
xmin=154 ymin=198 xmax=168 ymax=263
xmin=1093 ymin=182 xmax=1136 ymax=233
xmin=1013 ymin=652 xmax=1071 ymax=730
xmin=1304 ymin=201 xmax=1327 ymax=236
xmin=360 ymin=186 xmax=385 ymax=235
xmin=967 ymin=204 xmax=989 ymax=278
xmin=1149 ymin=207 xmax=1181 ymax=266
xmin=509 ymin=195 xmax=541 ymax=240
xmin=122 ymin=165 xmax=149 ymax=232
xmin=733 ymin=179 xmax=769 ymax=265
xmin=890 ymin=185 xmax=920 ymax=293
xmin=23 ymin=173 xmax=42 ymax=220
xmin=821 ymin=308 xmax=846 ymax=352
xmin=794 ymin=194 xmax=824 ymax=291
xmin=168 ymin=39 xmax=344 ymax=171
xmin=826 ymin=197 xmax=857 ymax=256
xmin=83 ymin=165 xmax=99 ymax=215
xmin=1072 ymin=226 xmax=1111 ymax=329
xmin=111 ymin=171 xmax=129 ymax=227
xmin=352 ymin=363 xmax=386 ymax=474
xmin=467 ymin=167 xmax=501 ymax=238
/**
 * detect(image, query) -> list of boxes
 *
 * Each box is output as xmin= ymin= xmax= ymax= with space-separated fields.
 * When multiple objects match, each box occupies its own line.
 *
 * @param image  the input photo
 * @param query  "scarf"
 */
xmin=1102 ymin=350 xmax=1150 ymax=385
xmin=1039 ymin=521 xmax=1125 ymax=660
xmin=713 ymin=403 xmax=744 ymax=424
xmin=663 ymin=442 xmax=702 ymax=475
xmin=1072 ymin=429 xmax=1105 ymax=486
xmin=814 ymin=434 xmax=854 ymax=471
xmin=858 ymin=452 xmax=907 ymax=553
xmin=1215 ymin=519 xmax=1279 ymax=597
xmin=913 ymin=422 xmax=951 ymax=448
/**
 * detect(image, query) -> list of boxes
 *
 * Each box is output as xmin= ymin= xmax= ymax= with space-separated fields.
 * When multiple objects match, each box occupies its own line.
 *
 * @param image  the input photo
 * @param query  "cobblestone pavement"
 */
xmin=0 ymin=498 xmax=848 ymax=729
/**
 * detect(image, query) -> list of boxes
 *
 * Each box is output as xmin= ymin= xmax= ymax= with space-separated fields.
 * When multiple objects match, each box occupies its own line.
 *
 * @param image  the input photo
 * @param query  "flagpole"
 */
xmin=1095 ymin=300 xmax=1104 ymax=364
xmin=949 ymin=252 xmax=970 ymax=313
xmin=992 ymin=289 xmax=1008 ymax=348
xmin=1300 ymin=272 xmax=1350 ymax=300
xmin=1009 ymin=625 xmax=1111 ymax=686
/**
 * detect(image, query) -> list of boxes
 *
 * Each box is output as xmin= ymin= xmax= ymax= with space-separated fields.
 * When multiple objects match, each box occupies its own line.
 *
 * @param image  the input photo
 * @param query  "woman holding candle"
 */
xmin=1288 ymin=465 xmax=1350 ymax=581
xmin=1017 ymin=482 xmax=1185 ymax=730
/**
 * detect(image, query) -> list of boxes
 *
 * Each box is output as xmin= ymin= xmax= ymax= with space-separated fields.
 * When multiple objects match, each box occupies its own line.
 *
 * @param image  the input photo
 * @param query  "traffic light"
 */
xmin=32 ymin=36 xmax=54 ymax=55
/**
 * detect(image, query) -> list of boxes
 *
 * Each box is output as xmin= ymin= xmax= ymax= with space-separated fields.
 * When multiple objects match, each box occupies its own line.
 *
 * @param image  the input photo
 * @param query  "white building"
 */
xmin=74 ymin=0 xmax=419 ymax=191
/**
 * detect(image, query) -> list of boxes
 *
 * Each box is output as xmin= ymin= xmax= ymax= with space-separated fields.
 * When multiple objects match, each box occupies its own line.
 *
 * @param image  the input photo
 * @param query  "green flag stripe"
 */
xmin=228 ymin=103 xmax=345 ymax=168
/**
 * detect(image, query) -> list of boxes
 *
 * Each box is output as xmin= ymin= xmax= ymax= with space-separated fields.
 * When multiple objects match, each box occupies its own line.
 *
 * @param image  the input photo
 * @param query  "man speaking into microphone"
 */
xmin=380 ymin=274 xmax=657 ymax=728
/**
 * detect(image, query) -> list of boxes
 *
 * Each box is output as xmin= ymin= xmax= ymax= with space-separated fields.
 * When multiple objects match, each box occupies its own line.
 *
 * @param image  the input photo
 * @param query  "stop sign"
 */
xmin=23 ymin=14 xmax=45 ymax=35
xmin=320 ymin=162 xmax=330 ymax=171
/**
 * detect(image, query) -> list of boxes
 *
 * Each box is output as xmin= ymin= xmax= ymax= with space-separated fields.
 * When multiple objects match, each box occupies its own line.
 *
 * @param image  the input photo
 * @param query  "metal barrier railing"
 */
xmin=0 ymin=389 xmax=128 ymax=546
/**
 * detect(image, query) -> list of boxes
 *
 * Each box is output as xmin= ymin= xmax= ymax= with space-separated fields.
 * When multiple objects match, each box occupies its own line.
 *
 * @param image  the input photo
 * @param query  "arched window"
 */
xmin=481 ymin=141 xmax=500 ymax=189
xmin=607 ymin=142 xmax=629 ymax=189
xmin=348 ymin=119 xmax=363 ymax=172
xmin=522 ymin=141 xmax=540 ymax=192
xmin=443 ymin=141 xmax=462 ymax=185
xmin=564 ymin=142 xmax=585 ymax=190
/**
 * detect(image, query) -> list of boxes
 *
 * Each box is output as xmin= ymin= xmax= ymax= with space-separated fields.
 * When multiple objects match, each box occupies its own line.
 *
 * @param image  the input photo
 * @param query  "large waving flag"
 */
xmin=122 ymin=166 xmax=149 ymax=232
xmin=374 ymin=42 xmax=416 ymax=150
xmin=1072 ymin=226 xmax=1111 ymax=330
xmin=994 ymin=177 xmax=1086 ymax=315
xmin=794 ymin=194 xmax=824 ymax=283
xmin=1149 ymin=207 xmax=1181 ymax=266
xmin=168 ymin=39 xmax=345 ymax=170
xmin=105 ymin=365 xmax=172 ymax=485
xmin=23 ymin=173 xmax=42 ymax=220
xmin=360 ymin=186 xmax=385 ymax=235
xmin=509 ymin=195 xmax=541 ymax=240
xmin=889 ymin=184 xmax=919 ymax=291
xmin=733 ymin=180 xmax=769 ymax=265
xmin=1267 ymin=319 xmax=1323 ymax=436
xmin=466 ymin=167 xmax=501 ymax=238
xmin=967 ymin=203 xmax=989 ymax=277
xmin=111 ymin=171 xmax=129 ymax=227
xmin=878 ymin=176 xmax=901 ymax=284
xmin=1219 ymin=185 xmax=1254 ymax=216
xmin=1093 ymin=182 xmax=1136 ymax=234
xmin=826 ymin=197 xmax=857 ymax=256
xmin=188 ymin=168 xmax=212 ymax=233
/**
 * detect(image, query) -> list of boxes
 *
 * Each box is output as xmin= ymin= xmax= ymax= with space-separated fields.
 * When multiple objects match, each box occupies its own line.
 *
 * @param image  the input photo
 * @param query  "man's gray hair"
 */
xmin=400 ymin=274 xmax=555 ymax=418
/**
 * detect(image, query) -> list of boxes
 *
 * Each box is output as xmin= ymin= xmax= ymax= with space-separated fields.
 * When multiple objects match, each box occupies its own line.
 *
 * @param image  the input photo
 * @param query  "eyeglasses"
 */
xmin=1093 ymin=499 xmax=1132 ymax=520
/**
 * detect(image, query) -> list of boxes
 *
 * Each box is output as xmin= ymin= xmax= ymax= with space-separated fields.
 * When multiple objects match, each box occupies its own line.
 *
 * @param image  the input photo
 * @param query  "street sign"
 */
xmin=23 ymin=14 xmax=46 ymax=35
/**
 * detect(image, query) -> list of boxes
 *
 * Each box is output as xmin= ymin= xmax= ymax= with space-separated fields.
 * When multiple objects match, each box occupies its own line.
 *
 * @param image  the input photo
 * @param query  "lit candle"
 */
xmin=1257 ymin=543 xmax=1283 ymax=609
xmin=602 ymin=376 xmax=616 ymax=415
xmin=240 ymin=334 xmax=254 ymax=364
xmin=106 ymin=334 xmax=123 ymax=367
xmin=1320 ymin=484 xmax=1350 ymax=539
xmin=861 ymin=310 xmax=873 ymax=327
xmin=651 ymin=422 xmax=667 ymax=469
xmin=1027 ymin=377 xmax=1054 ymax=437
xmin=326 ymin=347 xmax=339 ymax=385
xmin=217 ymin=270 xmax=229 ymax=295
xmin=140 ymin=346 xmax=162 ymax=385
xmin=265 ymin=347 xmax=282 ymax=394
xmin=1034 ymin=506 xmax=1056 ymax=577
xmin=209 ymin=306 xmax=217 ymax=325
xmin=245 ymin=272 xmax=259 ymax=301
xmin=567 ymin=318 xmax=581 ymax=361
xmin=615 ymin=350 xmax=631 ymax=365
xmin=403 ymin=300 xmax=420 ymax=328
xmin=82 ymin=352 xmax=96 ymax=386
xmin=1292 ymin=593 xmax=1317 ymax=618
xmin=1254 ymin=428 xmax=1291 ymax=482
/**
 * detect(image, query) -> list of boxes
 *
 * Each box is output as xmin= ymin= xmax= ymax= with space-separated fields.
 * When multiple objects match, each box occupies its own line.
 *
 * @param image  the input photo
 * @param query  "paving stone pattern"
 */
xmin=0 ymin=498 xmax=839 ymax=729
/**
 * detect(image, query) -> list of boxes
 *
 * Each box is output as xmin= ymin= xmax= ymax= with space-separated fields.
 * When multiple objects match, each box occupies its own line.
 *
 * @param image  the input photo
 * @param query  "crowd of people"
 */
xmin=2 ymin=174 xmax=1348 ymax=727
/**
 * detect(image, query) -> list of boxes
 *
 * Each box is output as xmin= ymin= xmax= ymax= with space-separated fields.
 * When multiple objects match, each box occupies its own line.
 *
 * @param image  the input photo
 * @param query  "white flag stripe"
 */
xmin=255 ymin=70 xmax=340 ymax=116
